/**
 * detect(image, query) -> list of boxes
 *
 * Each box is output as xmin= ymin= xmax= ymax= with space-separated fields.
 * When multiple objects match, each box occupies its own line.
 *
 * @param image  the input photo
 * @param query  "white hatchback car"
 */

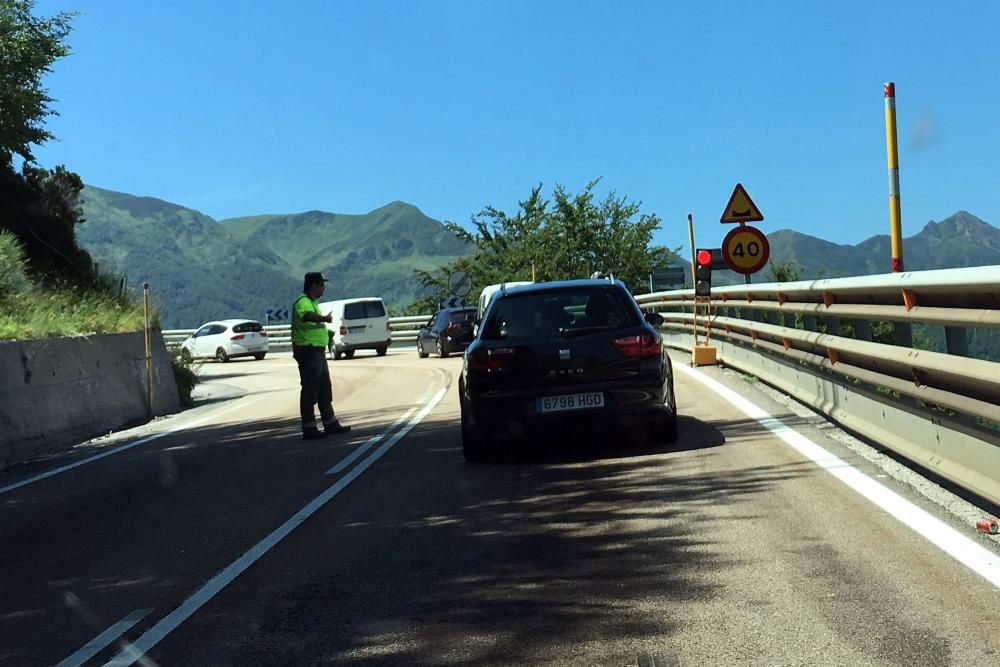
xmin=180 ymin=319 xmax=269 ymax=362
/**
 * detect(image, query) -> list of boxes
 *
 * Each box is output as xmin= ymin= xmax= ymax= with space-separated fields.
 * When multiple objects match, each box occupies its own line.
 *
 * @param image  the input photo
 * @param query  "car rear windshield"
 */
xmin=343 ymin=300 xmax=386 ymax=320
xmin=448 ymin=309 xmax=476 ymax=323
xmin=232 ymin=321 xmax=262 ymax=333
xmin=482 ymin=287 xmax=640 ymax=341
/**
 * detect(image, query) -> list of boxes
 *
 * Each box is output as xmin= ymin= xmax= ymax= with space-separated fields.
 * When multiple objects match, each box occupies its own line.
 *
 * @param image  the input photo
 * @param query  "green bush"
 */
xmin=170 ymin=347 xmax=200 ymax=406
xmin=0 ymin=231 xmax=31 ymax=297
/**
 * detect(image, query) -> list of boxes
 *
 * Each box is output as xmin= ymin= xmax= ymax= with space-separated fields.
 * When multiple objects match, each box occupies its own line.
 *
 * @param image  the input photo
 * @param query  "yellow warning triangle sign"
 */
xmin=720 ymin=183 xmax=763 ymax=223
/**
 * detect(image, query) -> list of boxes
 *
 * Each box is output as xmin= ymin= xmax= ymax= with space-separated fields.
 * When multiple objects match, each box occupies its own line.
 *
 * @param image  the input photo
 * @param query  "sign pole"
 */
xmin=884 ymin=82 xmax=904 ymax=272
xmin=687 ymin=214 xmax=699 ymax=349
xmin=143 ymin=282 xmax=153 ymax=417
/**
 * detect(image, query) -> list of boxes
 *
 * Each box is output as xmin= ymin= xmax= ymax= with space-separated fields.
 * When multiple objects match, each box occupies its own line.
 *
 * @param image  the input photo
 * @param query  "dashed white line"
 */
xmin=104 ymin=384 xmax=448 ymax=666
xmin=675 ymin=362 xmax=1000 ymax=588
xmin=326 ymin=406 xmax=418 ymax=475
xmin=0 ymin=395 xmax=269 ymax=496
xmin=56 ymin=608 xmax=153 ymax=667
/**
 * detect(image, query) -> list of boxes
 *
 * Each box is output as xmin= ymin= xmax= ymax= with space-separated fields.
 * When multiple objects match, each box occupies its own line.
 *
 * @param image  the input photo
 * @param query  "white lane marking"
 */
xmin=104 ymin=385 xmax=449 ymax=666
xmin=674 ymin=362 xmax=1000 ymax=588
xmin=326 ymin=406 xmax=418 ymax=475
xmin=0 ymin=395 xmax=269 ymax=496
xmin=56 ymin=608 xmax=153 ymax=667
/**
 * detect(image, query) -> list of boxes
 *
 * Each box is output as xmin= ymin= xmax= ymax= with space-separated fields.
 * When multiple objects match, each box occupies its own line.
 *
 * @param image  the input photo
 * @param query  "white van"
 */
xmin=318 ymin=297 xmax=391 ymax=360
xmin=477 ymin=282 xmax=533 ymax=322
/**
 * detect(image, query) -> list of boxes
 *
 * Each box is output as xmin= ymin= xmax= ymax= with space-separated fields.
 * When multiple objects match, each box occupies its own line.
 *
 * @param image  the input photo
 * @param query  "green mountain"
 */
xmin=77 ymin=187 xmax=467 ymax=328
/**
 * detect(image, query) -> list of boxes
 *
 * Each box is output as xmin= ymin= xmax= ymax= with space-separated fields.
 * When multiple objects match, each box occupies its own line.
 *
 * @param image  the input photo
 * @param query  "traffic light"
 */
xmin=695 ymin=248 xmax=712 ymax=297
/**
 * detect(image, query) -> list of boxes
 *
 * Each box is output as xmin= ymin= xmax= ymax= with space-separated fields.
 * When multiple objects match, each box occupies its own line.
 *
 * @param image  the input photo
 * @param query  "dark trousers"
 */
xmin=293 ymin=344 xmax=336 ymax=430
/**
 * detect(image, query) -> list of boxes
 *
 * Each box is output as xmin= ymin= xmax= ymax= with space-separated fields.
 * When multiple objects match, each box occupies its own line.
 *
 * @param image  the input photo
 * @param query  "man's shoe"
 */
xmin=324 ymin=421 xmax=352 ymax=435
xmin=302 ymin=429 xmax=328 ymax=440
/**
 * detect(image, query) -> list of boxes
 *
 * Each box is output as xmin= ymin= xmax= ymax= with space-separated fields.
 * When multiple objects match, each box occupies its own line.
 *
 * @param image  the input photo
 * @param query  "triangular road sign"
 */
xmin=720 ymin=183 xmax=763 ymax=223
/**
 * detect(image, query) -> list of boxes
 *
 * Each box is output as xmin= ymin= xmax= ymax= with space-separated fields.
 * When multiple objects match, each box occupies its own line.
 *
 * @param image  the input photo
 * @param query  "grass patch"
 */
xmin=0 ymin=288 xmax=146 ymax=340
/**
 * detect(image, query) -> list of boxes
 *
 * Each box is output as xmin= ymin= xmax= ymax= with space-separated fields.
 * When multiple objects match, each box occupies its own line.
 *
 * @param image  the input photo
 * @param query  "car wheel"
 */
xmin=461 ymin=406 xmax=491 ymax=463
xmin=417 ymin=340 xmax=429 ymax=358
xmin=215 ymin=348 xmax=229 ymax=363
xmin=437 ymin=339 xmax=448 ymax=359
xmin=376 ymin=346 xmax=388 ymax=357
xmin=344 ymin=349 xmax=355 ymax=360
xmin=254 ymin=353 xmax=266 ymax=361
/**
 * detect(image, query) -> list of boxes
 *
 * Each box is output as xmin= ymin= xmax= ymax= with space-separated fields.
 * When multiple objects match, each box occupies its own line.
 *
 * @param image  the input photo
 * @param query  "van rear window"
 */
xmin=343 ymin=301 xmax=386 ymax=320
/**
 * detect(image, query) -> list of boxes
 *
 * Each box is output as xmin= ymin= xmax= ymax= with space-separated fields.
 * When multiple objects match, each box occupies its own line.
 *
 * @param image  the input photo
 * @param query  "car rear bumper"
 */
xmin=335 ymin=339 xmax=392 ymax=352
xmin=463 ymin=381 xmax=672 ymax=437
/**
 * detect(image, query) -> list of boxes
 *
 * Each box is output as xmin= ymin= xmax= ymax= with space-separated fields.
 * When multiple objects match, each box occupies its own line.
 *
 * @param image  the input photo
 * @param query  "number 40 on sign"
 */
xmin=721 ymin=225 xmax=770 ymax=275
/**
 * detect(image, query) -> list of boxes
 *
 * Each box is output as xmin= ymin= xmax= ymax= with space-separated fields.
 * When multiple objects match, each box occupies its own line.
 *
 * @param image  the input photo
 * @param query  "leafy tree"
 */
xmin=767 ymin=260 xmax=803 ymax=283
xmin=414 ymin=181 xmax=677 ymax=309
xmin=0 ymin=0 xmax=76 ymax=165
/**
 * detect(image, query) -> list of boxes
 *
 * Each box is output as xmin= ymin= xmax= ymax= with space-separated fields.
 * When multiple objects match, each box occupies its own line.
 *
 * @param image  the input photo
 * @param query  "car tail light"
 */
xmin=445 ymin=322 xmax=461 ymax=335
xmin=339 ymin=326 xmax=347 ymax=335
xmin=468 ymin=347 xmax=516 ymax=371
xmin=231 ymin=334 xmax=245 ymax=341
xmin=260 ymin=331 xmax=268 ymax=337
xmin=386 ymin=321 xmax=391 ymax=331
xmin=613 ymin=333 xmax=661 ymax=358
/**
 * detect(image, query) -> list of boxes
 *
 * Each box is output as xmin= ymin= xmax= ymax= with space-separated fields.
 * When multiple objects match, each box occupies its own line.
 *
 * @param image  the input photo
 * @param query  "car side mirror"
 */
xmin=644 ymin=312 xmax=664 ymax=327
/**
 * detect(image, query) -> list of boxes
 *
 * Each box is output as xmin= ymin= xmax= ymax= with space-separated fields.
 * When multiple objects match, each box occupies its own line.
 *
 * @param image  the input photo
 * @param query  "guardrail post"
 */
xmin=945 ymin=326 xmax=968 ymax=357
xmin=893 ymin=322 xmax=913 ymax=347
xmin=854 ymin=319 xmax=872 ymax=341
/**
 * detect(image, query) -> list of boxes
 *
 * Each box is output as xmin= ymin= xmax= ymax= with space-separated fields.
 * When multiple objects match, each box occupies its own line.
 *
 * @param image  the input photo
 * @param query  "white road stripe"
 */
xmin=104 ymin=385 xmax=449 ymax=666
xmin=0 ymin=395 xmax=269 ymax=496
xmin=56 ymin=608 xmax=153 ymax=667
xmin=675 ymin=362 xmax=1000 ymax=588
xmin=326 ymin=406 xmax=418 ymax=475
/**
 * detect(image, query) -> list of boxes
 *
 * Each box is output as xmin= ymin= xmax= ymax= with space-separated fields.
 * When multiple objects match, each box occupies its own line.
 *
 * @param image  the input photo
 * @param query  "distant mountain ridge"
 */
xmin=77 ymin=187 xmax=467 ymax=328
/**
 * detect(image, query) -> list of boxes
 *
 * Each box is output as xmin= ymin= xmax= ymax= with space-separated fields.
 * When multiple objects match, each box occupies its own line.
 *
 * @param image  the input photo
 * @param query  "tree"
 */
xmin=0 ymin=0 xmax=76 ymax=166
xmin=767 ymin=260 xmax=803 ymax=283
xmin=414 ymin=181 xmax=677 ymax=309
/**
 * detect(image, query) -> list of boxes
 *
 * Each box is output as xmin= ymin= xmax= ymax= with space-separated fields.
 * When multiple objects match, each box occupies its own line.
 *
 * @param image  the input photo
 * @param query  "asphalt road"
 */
xmin=1 ymin=346 xmax=998 ymax=666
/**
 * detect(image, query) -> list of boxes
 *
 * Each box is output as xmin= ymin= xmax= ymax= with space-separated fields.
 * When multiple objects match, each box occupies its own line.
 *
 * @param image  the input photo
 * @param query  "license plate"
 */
xmin=348 ymin=326 xmax=367 ymax=333
xmin=536 ymin=392 xmax=604 ymax=414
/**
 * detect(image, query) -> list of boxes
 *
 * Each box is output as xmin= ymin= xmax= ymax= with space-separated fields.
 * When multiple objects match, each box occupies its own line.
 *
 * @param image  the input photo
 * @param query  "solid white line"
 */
xmin=326 ymin=406 xmax=418 ymax=475
xmin=104 ymin=385 xmax=448 ymax=667
xmin=674 ymin=362 xmax=1000 ymax=588
xmin=0 ymin=395 xmax=269 ymax=496
xmin=56 ymin=608 xmax=153 ymax=667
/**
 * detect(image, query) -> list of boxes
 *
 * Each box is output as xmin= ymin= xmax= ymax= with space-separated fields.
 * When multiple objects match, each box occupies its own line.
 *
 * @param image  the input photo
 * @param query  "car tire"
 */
xmin=461 ymin=409 xmax=491 ymax=463
xmin=652 ymin=409 xmax=679 ymax=445
xmin=417 ymin=341 xmax=429 ymax=358
xmin=216 ymin=348 xmax=229 ymax=363
xmin=437 ymin=339 xmax=448 ymax=359
xmin=254 ymin=353 xmax=266 ymax=361
xmin=344 ymin=349 xmax=355 ymax=360
xmin=376 ymin=346 xmax=388 ymax=357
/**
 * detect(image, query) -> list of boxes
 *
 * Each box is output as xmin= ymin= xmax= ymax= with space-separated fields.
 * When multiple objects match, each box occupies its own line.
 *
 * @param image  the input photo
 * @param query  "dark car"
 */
xmin=458 ymin=279 xmax=678 ymax=462
xmin=416 ymin=307 xmax=477 ymax=358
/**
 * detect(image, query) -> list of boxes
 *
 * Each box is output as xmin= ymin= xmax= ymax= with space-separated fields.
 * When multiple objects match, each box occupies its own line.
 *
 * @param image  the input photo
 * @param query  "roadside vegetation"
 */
xmin=0 ymin=0 xmax=197 ymax=401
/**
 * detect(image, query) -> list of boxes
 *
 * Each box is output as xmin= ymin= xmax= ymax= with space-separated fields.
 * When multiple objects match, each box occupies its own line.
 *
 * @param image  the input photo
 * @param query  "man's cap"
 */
xmin=304 ymin=272 xmax=328 ymax=286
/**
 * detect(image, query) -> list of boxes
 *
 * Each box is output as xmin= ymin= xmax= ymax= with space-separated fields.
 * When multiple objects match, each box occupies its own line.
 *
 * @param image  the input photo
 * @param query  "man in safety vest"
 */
xmin=292 ymin=272 xmax=351 ymax=439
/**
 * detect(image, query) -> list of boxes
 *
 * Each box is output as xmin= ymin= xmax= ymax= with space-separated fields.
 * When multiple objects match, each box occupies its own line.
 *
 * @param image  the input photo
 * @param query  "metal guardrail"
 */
xmin=634 ymin=265 xmax=1000 ymax=505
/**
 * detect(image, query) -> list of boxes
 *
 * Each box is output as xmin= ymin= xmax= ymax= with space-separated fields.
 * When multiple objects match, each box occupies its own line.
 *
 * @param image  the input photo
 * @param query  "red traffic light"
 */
xmin=696 ymin=249 xmax=712 ymax=267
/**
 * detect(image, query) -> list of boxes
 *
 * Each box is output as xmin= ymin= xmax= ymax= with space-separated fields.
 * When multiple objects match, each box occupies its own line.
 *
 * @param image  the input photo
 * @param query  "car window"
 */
xmin=482 ymin=287 xmax=639 ymax=341
xmin=209 ymin=324 xmax=227 ymax=335
xmin=232 ymin=321 xmax=262 ymax=334
xmin=363 ymin=300 xmax=386 ymax=318
xmin=194 ymin=326 xmax=211 ymax=337
xmin=427 ymin=314 xmax=439 ymax=329
xmin=343 ymin=300 xmax=386 ymax=319
xmin=448 ymin=309 xmax=476 ymax=323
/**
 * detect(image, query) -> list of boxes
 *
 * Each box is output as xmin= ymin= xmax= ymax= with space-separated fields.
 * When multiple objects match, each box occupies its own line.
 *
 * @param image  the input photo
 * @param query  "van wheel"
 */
xmin=215 ymin=348 xmax=229 ymax=363
xmin=376 ymin=346 xmax=388 ymax=357
xmin=344 ymin=349 xmax=355 ymax=360
xmin=334 ymin=348 xmax=343 ymax=361
xmin=254 ymin=353 xmax=266 ymax=361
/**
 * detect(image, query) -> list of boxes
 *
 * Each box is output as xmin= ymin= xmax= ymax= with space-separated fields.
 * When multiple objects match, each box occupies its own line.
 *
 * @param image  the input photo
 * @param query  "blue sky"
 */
xmin=33 ymin=0 xmax=1000 ymax=255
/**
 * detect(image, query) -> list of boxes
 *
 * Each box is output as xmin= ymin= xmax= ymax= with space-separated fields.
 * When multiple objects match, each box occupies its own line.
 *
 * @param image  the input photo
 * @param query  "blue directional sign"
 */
xmin=439 ymin=296 xmax=465 ymax=309
xmin=265 ymin=308 xmax=289 ymax=321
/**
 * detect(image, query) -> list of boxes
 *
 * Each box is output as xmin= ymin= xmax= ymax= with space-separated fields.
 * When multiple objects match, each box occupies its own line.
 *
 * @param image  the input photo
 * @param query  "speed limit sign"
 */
xmin=721 ymin=225 xmax=770 ymax=275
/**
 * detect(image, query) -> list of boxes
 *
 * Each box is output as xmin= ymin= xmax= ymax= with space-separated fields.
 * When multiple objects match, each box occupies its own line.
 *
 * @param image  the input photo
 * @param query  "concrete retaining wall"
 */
xmin=0 ymin=329 xmax=180 ymax=467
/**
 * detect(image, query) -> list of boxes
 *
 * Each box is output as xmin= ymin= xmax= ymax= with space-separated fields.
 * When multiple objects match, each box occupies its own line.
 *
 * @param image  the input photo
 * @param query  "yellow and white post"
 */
xmin=884 ymin=82 xmax=904 ymax=273
xmin=143 ymin=281 xmax=153 ymax=417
